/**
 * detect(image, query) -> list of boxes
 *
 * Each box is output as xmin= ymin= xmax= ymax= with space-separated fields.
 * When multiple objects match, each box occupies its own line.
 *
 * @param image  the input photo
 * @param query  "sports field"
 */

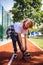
xmin=0 ymin=38 xmax=43 ymax=65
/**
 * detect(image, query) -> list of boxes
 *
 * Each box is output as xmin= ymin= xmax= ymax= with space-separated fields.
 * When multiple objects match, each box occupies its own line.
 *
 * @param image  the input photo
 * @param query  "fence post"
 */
xmin=2 ymin=6 xmax=3 ymax=41
xmin=7 ymin=13 xmax=9 ymax=28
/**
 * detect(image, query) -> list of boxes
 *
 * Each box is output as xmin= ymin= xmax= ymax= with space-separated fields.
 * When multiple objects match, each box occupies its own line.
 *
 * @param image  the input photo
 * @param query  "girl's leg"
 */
xmin=11 ymin=34 xmax=17 ymax=53
xmin=16 ymin=34 xmax=30 ymax=58
xmin=10 ymin=34 xmax=18 ymax=59
xmin=16 ymin=34 xmax=25 ymax=53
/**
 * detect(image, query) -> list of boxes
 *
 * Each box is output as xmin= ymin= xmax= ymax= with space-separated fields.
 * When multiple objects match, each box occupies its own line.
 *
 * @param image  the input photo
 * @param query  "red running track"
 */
xmin=0 ymin=38 xmax=43 ymax=65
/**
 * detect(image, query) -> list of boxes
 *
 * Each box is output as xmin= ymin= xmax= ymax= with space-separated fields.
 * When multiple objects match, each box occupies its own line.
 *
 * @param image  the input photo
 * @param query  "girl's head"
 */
xmin=22 ymin=18 xmax=34 ymax=30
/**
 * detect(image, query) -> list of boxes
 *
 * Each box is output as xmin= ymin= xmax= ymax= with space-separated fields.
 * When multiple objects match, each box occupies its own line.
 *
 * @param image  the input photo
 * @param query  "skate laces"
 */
xmin=24 ymin=52 xmax=30 ymax=55
xmin=14 ymin=53 xmax=18 ymax=58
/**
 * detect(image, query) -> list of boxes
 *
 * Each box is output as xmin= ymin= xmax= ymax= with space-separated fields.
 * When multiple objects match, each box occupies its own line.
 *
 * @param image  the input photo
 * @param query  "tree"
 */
xmin=10 ymin=0 xmax=42 ymax=22
xmin=40 ymin=11 xmax=43 ymax=23
xmin=31 ymin=0 xmax=42 ymax=11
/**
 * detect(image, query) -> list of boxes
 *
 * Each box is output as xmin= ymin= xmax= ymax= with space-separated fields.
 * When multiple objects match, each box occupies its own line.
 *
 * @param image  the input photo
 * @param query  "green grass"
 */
xmin=29 ymin=38 xmax=43 ymax=49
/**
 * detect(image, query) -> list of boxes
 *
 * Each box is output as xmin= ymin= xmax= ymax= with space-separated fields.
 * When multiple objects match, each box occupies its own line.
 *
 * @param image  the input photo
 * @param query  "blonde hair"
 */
xmin=22 ymin=18 xmax=34 ymax=28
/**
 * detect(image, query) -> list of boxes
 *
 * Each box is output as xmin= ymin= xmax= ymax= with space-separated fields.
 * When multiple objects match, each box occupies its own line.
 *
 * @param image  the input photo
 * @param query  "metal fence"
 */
xmin=0 ymin=4 xmax=13 ymax=40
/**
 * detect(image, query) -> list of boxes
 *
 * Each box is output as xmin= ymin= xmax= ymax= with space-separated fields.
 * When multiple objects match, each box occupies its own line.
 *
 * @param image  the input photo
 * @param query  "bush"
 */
xmin=30 ymin=26 xmax=43 ymax=34
xmin=38 ymin=27 xmax=43 ymax=34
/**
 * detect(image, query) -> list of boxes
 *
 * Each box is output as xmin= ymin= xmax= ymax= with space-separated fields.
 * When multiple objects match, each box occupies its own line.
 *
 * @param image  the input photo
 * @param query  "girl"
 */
xmin=6 ymin=18 xmax=34 ymax=58
xmin=14 ymin=18 xmax=34 ymax=50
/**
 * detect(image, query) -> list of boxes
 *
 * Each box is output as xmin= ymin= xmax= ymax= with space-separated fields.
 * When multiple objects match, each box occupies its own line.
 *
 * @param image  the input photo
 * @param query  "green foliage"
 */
xmin=10 ymin=0 xmax=42 ymax=23
xmin=31 ymin=0 xmax=42 ymax=11
xmin=38 ymin=27 xmax=43 ymax=34
xmin=40 ymin=11 xmax=43 ymax=23
xmin=30 ymin=26 xmax=43 ymax=34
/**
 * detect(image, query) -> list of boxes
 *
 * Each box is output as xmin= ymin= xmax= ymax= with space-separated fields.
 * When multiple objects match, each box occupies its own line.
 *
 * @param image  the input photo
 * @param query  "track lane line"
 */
xmin=8 ymin=53 xmax=14 ymax=65
xmin=28 ymin=39 xmax=43 ymax=51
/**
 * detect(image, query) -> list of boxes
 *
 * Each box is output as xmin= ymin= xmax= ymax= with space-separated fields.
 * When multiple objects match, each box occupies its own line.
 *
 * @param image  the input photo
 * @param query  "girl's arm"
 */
xmin=24 ymin=34 xmax=27 ymax=51
xmin=18 ymin=33 xmax=23 ymax=45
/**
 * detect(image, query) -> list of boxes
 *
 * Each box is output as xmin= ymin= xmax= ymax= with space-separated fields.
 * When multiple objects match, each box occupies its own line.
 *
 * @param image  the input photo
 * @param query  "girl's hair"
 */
xmin=22 ymin=18 xmax=34 ymax=28
xmin=28 ymin=20 xmax=34 ymax=28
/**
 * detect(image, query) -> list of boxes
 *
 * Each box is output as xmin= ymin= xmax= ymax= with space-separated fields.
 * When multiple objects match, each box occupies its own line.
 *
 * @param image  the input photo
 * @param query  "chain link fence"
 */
xmin=0 ymin=4 xmax=13 ymax=40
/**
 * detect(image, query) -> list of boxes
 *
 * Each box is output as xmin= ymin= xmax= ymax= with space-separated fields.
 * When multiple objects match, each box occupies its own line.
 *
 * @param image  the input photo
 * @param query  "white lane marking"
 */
xmin=28 ymin=39 xmax=43 ymax=51
xmin=8 ymin=53 xmax=14 ymax=65
xmin=0 ymin=39 xmax=12 ymax=46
